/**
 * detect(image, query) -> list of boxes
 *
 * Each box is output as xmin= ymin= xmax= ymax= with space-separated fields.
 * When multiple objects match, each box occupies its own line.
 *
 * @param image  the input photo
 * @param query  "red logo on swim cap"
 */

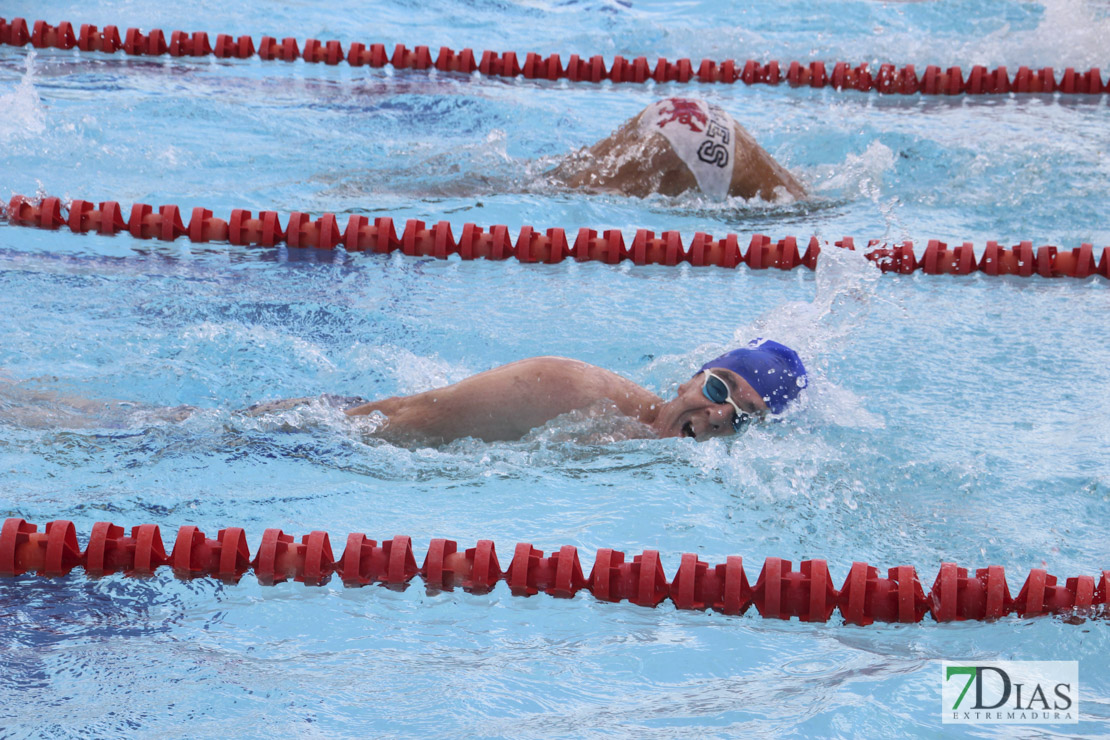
xmin=655 ymin=98 xmax=707 ymax=133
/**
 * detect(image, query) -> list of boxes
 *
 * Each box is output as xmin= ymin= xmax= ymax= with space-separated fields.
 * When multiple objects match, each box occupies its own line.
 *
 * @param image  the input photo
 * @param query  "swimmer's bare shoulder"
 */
xmin=345 ymin=356 xmax=661 ymax=444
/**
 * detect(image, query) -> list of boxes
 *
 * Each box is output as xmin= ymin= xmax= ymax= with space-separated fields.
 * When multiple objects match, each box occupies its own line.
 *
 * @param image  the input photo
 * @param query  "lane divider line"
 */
xmin=7 ymin=195 xmax=1109 ymax=279
xmin=1 ymin=16 xmax=1106 ymax=96
xmin=2 ymin=518 xmax=1107 ymax=624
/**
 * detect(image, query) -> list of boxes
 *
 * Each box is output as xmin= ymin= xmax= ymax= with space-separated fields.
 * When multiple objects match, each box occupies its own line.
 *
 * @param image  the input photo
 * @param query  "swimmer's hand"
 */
xmin=240 ymin=397 xmax=317 ymax=417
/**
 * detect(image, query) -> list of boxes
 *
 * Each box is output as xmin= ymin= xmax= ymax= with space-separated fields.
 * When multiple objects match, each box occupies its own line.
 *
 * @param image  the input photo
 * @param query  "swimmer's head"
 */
xmin=698 ymin=339 xmax=807 ymax=414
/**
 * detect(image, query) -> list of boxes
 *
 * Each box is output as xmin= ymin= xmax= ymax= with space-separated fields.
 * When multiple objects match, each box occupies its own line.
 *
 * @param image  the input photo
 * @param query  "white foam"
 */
xmin=963 ymin=0 xmax=1110 ymax=69
xmin=810 ymin=140 xmax=896 ymax=203
xmin=345 ymin=343 xmax=472 ymax=394
xmin=232 ymin=395 xmax=380 ymax=435
xmin=648 ymin=241 xmax=887 ymax=437
xmin=0 ymin=52 xmax=46 ymax=145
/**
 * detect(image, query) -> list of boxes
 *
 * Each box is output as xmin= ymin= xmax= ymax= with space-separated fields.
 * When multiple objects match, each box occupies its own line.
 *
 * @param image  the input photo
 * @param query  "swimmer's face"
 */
xmin=666 ymin=368 xmax=768 ymax=442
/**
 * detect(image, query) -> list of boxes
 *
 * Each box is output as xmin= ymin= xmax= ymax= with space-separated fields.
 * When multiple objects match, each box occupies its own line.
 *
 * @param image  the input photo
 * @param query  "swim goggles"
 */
xmin=701 ymin=370 xmax=753 ymax=435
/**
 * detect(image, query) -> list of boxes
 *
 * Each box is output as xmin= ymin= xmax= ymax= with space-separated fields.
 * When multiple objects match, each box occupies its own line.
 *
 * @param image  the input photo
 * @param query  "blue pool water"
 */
xmin=1 ymin=0 xmax=1109 ymax=737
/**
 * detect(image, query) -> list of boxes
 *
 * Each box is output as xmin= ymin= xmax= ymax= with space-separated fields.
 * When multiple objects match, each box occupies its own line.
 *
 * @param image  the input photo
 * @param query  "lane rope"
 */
xmin=6 ymin=195 xmax=1109 ymax=279
xmin=2 ymin=518 xmax=1107 ymax=625
xmin=2 ymin=16 xmax=1106 ymax=97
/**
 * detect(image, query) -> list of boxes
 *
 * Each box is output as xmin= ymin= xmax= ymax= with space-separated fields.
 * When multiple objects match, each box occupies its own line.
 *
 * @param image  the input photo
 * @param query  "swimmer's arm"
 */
xmin=346 ymin=390 xmax=524 ymax=444
xmin=345 ymin=357 xmax=647 ymax=443
xmin=345 ymin=360 xmax=566 ymax=443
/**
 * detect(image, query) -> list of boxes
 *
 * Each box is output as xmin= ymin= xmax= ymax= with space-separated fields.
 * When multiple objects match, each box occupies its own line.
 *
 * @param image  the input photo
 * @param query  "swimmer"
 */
xmin=1 ymin=340 xmax=806 ymax=444
xmin=548 ymin=97 xmax=805 ymax=201
xmin=280 ymin=339 xmax=806 ymax=445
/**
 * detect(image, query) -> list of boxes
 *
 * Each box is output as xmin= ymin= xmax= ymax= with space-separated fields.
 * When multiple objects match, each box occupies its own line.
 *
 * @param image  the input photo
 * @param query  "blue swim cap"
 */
xmin=698 ymin=339 xmax=807 ymax=414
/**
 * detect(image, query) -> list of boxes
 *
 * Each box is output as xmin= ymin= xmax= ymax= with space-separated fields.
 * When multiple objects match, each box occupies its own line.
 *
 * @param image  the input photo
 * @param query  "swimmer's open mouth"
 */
xmin=681 ymin=421 xmax=695 ymax=440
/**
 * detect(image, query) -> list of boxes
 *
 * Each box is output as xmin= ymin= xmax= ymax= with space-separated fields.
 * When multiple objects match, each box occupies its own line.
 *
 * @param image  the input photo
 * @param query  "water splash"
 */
xmin=181 ymin=320 xmax=339 ymax=376
xmin=0 ymin=51 xmax=46 ymax=146
xmin=962 ymin=0 xmax=1110 ymax=68
xmin=346 ymin=343 xmax=473 ymax=395
xmin=744 ymin=245 xmax=886 ymax=428
xmin=810 ymin=140 xmax=896 ymax=205
xmin=231 ymin=395 xmax=383 ymax=435
xmin=641 ymin=240 xmax=884 ymax=423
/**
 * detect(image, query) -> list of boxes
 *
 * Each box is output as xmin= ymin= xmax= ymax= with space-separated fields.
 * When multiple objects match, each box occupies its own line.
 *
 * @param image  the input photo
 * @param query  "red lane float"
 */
xmin=6 ymin=195 xmax=1109 ymax=279
xmin=2 ymin=16 xmax=1105 ymax=97
xmin=1 ymin=518 xmax=1107 ymax=624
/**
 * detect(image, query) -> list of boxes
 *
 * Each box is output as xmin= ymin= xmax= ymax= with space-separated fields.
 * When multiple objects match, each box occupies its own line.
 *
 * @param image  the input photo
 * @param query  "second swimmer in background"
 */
xmin=548 ymin=97 xmax=805 ymax=202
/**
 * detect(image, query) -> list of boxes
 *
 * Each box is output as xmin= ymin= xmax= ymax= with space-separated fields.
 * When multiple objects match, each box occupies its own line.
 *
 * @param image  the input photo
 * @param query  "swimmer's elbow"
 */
xmin=345 ymin=397 xmax=400 ymax=417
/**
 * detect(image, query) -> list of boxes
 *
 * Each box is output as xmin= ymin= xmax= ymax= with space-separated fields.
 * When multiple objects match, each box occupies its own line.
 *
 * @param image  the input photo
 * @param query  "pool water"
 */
xmin=1 ymin=0 xmax=1108 ymax=737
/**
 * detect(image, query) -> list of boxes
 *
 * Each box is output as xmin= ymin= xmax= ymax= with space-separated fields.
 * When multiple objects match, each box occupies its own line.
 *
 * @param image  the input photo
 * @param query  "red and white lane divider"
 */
xmin=1 ymin=16 xmax=1106 ymax=96
xmin=6 ymin=195 xmax=1109 ymax=279
xmin=2 ymin=518 xmax=1107 ymax=625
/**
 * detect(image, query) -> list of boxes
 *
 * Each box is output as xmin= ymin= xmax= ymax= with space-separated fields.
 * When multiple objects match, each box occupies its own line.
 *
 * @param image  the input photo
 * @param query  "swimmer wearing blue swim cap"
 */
xmin=342 ymin=341 xmax=807 ymax=445
xmin=0 ymin=343 xmax=806 ymax=444
xmin=697 ymin=339 xmax=808 ymax=415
